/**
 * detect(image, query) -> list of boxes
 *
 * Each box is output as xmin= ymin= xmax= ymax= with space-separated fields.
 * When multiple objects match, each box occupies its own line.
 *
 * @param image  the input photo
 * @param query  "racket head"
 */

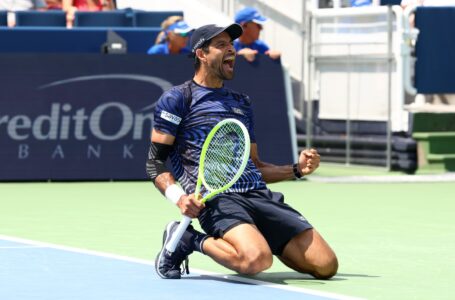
xmin=198 ymin=118 xmax=250 ymax=200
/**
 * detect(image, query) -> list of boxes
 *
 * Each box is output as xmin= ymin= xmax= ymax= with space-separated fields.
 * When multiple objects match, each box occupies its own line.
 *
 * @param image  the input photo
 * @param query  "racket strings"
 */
xmin=203 ymin=124 xmax=246 ymax=190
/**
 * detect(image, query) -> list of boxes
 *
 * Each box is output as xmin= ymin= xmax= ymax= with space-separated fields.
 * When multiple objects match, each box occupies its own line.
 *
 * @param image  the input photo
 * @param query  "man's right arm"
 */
xmin=147 ymin=128 xmax=204 ymax=218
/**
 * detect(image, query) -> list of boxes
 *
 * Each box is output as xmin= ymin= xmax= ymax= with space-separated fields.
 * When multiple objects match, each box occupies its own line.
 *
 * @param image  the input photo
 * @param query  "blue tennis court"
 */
xmin=0 ymin=236 xmax=356 ymax=300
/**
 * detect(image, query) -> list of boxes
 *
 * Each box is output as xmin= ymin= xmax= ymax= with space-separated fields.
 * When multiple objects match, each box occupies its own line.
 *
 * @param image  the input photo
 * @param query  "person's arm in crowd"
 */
xmin=62 ymin=0 xmax=77 ymax=28
xmin=265 ymin=49 xmax=281 ymax=60
xmin=237 ymin=48 xmax=258 ymax=62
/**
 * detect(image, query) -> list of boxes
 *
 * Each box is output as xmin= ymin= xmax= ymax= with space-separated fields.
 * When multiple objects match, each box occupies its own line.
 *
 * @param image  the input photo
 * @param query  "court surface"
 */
xmin=0 ymin=236 xmax=353 ymax=300
xmin=1 ymin=164 xmax=454 ymax=299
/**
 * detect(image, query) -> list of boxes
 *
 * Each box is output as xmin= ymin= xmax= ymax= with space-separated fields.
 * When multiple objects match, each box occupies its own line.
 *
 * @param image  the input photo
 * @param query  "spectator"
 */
xmin=234 ymin=6 xmax=281 ymax=62
xmin=147 ymin=16 xmax=193 ymax=55
xmin=0 ymin=0 xmax=47 ymax=10
xmin=45 ymin=0 xmax=62 ymax=9
xmin=62 ymin=0 xmax=114 ymax=11
xmin=0 ymin=0 xmax=47 ymax=27
xmin=63 ymin=0 xmax=115 ymax=28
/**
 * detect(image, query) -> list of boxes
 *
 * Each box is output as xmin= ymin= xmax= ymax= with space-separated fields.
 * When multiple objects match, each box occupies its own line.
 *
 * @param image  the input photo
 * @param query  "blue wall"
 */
xmin=0 ymin=28 xmax=160 ymax=53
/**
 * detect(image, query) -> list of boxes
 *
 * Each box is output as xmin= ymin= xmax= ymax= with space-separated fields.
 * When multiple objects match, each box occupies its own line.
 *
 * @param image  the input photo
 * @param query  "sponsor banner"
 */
xmin=0 ymin=54 xmax=293 ymax=180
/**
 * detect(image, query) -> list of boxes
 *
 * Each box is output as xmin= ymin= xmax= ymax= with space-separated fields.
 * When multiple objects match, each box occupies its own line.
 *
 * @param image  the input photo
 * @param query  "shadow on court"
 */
xmin=241 ymin=271 xmax=380 ymax=285
xmin=184 ymin=275 xmax=254 ymax=285
xmin=336 ymin=273 xmax=380 ymax=278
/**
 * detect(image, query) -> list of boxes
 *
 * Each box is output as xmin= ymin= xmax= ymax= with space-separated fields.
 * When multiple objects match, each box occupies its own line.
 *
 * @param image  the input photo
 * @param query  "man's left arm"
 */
xmin=250 ymin=143 xmax=320 ymax=183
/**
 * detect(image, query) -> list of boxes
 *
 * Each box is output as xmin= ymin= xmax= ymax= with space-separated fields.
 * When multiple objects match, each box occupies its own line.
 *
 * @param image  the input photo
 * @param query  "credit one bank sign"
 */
xmin=0 ymin=72 xmax=173 ymax=180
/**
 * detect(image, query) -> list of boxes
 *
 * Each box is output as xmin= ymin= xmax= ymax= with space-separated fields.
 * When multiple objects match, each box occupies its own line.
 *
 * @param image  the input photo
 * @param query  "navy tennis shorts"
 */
xmin=198 ymin=189 xmax=313 ymax=255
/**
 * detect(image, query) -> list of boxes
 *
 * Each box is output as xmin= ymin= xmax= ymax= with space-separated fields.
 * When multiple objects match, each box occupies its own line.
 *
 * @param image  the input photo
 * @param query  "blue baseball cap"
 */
xmin=167 ymin=20 xmax=193 ymax=35
xmin=234 ymin=7 xmax=267 ymax=24
xmin=190 ymin=23 xmax=243 ymax=54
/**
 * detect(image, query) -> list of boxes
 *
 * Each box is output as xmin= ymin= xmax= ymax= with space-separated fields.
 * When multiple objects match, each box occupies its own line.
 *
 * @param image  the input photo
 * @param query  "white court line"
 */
xmin=0 ymin=246 xmax=45 ymax=249
xmin=310 ymin=173 xmax=455 ymax=183
xmin=0 ymin=234 xmax=363 ymax=300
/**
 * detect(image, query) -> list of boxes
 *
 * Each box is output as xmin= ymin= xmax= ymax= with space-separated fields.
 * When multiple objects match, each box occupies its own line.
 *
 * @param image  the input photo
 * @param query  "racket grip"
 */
xmin=165 ymin=216 xmax=192 ymax=253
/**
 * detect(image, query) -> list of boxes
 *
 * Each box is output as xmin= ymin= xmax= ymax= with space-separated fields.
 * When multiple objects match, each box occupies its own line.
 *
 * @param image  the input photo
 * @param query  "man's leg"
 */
xmin=278 ymin=229 xmax=338 ymax=279
xmin=202 ymin=223 xmax=273 ymax=275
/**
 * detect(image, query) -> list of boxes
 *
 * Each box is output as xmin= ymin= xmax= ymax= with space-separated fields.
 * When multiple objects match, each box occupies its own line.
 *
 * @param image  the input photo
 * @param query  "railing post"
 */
xmin=346 ymin=44 xmax=352 ymax=166
xmin=386 ymin=5 xmax=393 ymax=170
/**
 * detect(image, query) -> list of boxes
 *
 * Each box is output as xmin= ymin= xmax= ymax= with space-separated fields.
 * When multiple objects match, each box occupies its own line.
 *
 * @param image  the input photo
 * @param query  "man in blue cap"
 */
xmin=234 ymin=6 xmax=281 ymax=62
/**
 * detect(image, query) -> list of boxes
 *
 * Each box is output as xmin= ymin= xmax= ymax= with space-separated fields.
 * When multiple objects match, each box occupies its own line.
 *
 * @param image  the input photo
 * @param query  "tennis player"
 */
xmin=147 ymin=23 xmax=338 ymax=280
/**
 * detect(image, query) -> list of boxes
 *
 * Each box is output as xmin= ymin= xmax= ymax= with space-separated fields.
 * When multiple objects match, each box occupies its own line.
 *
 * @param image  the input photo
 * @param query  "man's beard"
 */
xmin=209 ymin=60 xmax=234 ymax=81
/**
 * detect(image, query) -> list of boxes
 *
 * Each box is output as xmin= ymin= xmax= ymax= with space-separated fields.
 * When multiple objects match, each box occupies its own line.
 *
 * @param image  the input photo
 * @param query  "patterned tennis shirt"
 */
xmin=153 ymin=80 xmax=266 ymax=195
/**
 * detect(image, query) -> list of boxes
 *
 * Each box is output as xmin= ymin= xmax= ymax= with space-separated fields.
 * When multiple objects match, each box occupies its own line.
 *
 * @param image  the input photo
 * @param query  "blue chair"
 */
xmin=74 ymin=11 xmax=134 ymax=27
xmin=15 ymin=11 xmax=66 ymax=27
xmin=134 ymin=11 xmax=183 ymax=27
xmin=0 ymin=11 xmax=7 ymax=26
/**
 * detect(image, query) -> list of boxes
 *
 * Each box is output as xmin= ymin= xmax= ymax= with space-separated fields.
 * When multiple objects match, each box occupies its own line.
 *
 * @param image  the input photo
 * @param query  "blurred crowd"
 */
xmin=0 ymin=0 xmax=116 ymax=27
xmin=147 ymin=7 xmax=281 ymax=62
xmin=4 ymin=1 xmax=454 ymax=63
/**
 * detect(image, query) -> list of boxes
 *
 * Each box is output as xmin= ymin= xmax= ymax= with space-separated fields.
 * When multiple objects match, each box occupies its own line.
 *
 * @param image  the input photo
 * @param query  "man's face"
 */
xmin=204 ymin=32 xmax=236 ymax=80
xmin=242 ymin=22 xmax=262 ymax=41
xmin=168 ymin=31 xmax=189 ymax=49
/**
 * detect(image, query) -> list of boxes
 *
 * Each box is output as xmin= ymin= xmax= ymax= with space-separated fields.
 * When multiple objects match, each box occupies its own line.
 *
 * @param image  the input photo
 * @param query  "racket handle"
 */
xmin=165 ymin=216 xmax=192 ymax=253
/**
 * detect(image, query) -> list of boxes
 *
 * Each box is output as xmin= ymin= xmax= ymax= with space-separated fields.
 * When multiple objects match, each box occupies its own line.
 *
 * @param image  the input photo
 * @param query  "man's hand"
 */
xmin=298 ymin=148 xmax=320 ymax=176
xmin=176 ymin=194 xmax=205 ymax=218
xmin=237 ymin=48 xmax=258 ymax=62
xmin=265 ymin=50 xmax=281 ymax=60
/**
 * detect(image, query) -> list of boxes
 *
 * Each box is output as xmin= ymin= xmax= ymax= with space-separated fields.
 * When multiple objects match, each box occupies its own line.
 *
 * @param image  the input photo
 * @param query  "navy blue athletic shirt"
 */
xmin=153 ymin=80 xmax=267 ymax=195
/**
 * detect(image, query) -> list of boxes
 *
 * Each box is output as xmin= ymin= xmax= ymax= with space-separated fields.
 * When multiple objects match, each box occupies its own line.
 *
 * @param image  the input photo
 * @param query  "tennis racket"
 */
xmin=165 ymin=118 xmax=251 ymax=253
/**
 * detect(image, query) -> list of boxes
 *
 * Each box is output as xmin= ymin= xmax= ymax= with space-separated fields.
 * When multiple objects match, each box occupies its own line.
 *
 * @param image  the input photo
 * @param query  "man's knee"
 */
xmin=312 ymin=254 xmax=338 ymax=279
xmin=238 ymin=250 xmax=273 ymax=275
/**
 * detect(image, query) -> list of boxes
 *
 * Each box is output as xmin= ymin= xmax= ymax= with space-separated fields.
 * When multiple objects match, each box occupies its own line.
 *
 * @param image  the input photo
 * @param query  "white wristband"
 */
xmin=164 ymin=184 xmax=186 ymax=205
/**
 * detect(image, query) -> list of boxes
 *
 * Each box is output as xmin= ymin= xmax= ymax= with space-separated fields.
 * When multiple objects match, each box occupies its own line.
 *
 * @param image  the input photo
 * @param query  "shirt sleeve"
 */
xmin=146 ymin=46 xmax=155 ymax=55
xmin=147 ymin=44 xmax=166 ymax=55
xmin=255 ymin=40 xmax=270 ymax=54
xmin=153 ymin=88 xmax=186 ymax=137
xmin=233 ymin=40 xmax=241 ymax=51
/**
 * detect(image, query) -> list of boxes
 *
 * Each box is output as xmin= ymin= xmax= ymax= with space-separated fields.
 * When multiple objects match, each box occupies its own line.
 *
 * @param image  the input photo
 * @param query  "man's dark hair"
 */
xmin=194 ymin=42 xmax=210 ymax=71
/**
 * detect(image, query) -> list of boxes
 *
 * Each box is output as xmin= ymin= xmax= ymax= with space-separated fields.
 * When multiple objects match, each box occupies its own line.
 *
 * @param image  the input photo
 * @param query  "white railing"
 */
xmin=306 ymin=6 xmax=409 ymax=131
xmin=305 ymin=5 xmax=415 ymax=168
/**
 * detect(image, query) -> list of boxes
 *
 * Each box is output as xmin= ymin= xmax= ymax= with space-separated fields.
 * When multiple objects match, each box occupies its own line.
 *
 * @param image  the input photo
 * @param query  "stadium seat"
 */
xmin=134 ymin=11 xmax=183 ymax=27
xmin=15 ymin=11 xmax=66 ymax=27
xmin=74 ymin=11 xmax=134 ymax=27
xmin=0 ymin=11 xmax=7 ymax=26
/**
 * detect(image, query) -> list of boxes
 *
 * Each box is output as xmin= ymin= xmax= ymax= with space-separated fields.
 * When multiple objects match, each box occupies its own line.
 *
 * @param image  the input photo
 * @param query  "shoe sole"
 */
xmin=155 ymin=221 xmax=179 ymax=279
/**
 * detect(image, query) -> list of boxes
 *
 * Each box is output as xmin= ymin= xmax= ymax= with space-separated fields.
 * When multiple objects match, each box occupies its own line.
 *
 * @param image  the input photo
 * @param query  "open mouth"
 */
xmin=223 ymin=56 xmax=235 ymax=70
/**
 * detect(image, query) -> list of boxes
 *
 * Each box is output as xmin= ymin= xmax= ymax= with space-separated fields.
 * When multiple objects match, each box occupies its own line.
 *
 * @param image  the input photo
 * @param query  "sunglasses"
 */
xmin=179 ymin=32 xmax=190 ymax=37
xmin=167 ymin=30 xmax=190 ymax=38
